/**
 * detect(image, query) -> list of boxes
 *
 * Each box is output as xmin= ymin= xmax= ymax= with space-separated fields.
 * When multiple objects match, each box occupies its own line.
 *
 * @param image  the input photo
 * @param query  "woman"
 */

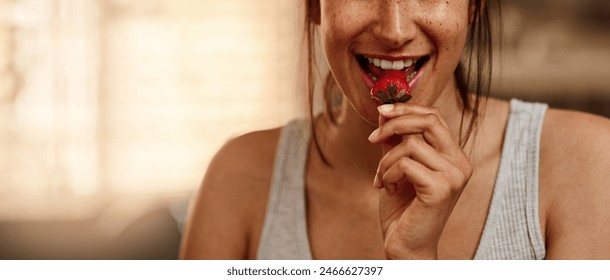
xmin=180 ymin=0 xmax=610 ymax=259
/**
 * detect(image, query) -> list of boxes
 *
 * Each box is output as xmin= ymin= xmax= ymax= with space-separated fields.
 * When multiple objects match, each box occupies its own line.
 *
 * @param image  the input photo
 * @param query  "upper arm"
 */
xmin=540 ymin=109 xmax=610 ymax=259
xmin=179 ymin=129 xmax=280 ymax=259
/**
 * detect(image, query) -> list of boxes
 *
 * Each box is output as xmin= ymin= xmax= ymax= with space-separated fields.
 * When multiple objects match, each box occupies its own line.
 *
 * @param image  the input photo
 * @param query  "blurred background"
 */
xmin=0 ymin=0 xmax=608 ymax=259
xmin=493 ymin=0 xmax=610 ymax=115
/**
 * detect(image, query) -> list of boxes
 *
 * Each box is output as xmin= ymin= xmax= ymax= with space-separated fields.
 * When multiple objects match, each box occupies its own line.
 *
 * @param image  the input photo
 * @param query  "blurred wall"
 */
xmin=493 ymin=0 xmax=610 ymax=116
xmin=0 ymin=0 xmax=301 ymax=259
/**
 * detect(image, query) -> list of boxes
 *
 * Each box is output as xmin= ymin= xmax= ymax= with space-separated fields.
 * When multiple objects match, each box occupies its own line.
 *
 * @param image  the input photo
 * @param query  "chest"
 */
xmin=305 ymin=183 xmax=386 ymax=259
xmin=304 ymin=166 xmax=497 ymax=259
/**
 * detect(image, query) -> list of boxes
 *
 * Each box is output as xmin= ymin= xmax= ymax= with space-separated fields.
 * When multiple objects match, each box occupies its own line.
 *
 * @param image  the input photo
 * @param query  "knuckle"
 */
xmin=442 ymin=177 xmax=458 ymax=193
xmin=449 ymin=167 xmax=470 ymax=192
xmin=431 ymin=107 xmax=442 ymax=116
xmin=437 ymin=171 xmax=465 ymax=197
xmin=389 ymin=124 xmax=401 ymax=136
xmin=440 ymin=184 xmax=461 ymax=203
xmin=429 ymin=180 xmax=455 ymax=206
xmin=397 ymin=157 xmax=411 ymax=170
xmin=449 ymin=180 xmax=464 ymax=195
xmin=403 ymin=136 xmax=421 ymax=149
xmin=424 ymin=113 xmax=440 ymax=127
xmin=456 ymin=158 xmax=474 ymax=182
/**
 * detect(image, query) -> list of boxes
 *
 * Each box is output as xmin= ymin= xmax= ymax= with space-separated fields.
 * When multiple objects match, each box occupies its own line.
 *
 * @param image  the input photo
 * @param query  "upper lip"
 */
xmin=357 ymin=53 xmax=426 ymax=61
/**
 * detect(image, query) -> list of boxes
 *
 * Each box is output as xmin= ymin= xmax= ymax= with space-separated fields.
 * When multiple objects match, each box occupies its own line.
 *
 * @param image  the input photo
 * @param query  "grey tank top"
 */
xmin=256 ymin=99 xmax=547 ymax=260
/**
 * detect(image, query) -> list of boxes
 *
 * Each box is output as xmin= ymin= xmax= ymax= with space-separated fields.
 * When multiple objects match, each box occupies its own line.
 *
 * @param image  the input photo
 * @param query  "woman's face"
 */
xmin=319 ymin=0 xmax=471 ymax=124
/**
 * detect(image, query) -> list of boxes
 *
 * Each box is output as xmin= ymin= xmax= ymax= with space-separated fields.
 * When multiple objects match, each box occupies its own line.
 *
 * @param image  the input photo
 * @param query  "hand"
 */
xmin=368 ymin=103 xmax=473 ymax=259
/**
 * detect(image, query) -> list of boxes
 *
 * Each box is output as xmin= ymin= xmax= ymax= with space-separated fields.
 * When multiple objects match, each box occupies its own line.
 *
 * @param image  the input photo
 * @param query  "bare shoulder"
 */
xmin=180 ymin=127 xmax=282 ymax=259
xmin=539 ymin=108 xmax=610 ymax=259
xmin=199 ymin=127 xmax=282 ymax=202
xmin=543 ymin=108 xmax=610 ymax=149
xmin=207 ymin=128 xmax=282 ymax=182
xmin=541 ymin=109 xmax=610 ymax=179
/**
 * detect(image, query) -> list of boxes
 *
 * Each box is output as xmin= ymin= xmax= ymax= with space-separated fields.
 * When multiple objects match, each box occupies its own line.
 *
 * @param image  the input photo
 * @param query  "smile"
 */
xmin=356 ymin=54 xmax=429 ymax=89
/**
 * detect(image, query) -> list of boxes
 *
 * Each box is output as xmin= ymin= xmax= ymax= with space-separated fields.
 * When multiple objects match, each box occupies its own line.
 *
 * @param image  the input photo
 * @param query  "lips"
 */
xmin=356 ymin=54 xmax=428 ymax=89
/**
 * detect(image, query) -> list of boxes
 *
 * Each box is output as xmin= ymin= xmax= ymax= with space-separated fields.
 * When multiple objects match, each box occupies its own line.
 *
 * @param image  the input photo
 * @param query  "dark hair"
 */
xmin=304 ymin=0 xmax=502 ymax=166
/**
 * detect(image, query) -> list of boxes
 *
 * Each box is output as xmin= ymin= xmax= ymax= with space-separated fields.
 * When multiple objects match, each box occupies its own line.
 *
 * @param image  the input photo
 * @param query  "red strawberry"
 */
xmin=370 ymin=70 xmax=411 ymax=104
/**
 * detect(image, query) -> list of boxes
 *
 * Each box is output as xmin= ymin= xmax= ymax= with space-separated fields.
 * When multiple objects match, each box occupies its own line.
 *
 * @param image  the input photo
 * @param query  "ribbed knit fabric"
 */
xmin=473 ymin=99 xmax=547 ymax=259
xmin=256 ymin=119 xmax=312 ymax=260
xmin=257 ymin=99 xmax=547 ymax=260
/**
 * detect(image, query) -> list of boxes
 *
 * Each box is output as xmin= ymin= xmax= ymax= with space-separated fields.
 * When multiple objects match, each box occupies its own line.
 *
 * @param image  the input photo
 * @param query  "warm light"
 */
xmin=0 ymin=0 xmax=302 ymax=220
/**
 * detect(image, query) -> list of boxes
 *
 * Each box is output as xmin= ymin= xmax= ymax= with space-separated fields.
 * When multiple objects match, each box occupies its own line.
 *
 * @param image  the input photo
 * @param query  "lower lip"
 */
xmin=357 ymin=59 xmax=426 ymax=99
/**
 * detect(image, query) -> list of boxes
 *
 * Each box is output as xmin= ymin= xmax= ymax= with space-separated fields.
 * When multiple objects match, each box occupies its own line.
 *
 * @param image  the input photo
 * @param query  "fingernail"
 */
xmin=368 ymin=128 xmax=380 ymax=142
xmin=377 ymin=104 xmax=394 ymax=114
xmin=373 ymin=176 xmax=382 ymax=189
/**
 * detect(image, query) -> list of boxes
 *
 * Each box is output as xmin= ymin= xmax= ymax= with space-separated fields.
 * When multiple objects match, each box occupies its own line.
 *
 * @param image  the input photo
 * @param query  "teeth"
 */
xmin=367 ymin=72 xmax=378 ymax=82
xmin=391 ymin=60 xmax=404 ymax=70
xmin=407 ymin=70 xmax=417 ymax=80
xmin=365 ymin=56 xmax=417 ymax=71
xmin=380 ymin=60 xmax=392 ymax=70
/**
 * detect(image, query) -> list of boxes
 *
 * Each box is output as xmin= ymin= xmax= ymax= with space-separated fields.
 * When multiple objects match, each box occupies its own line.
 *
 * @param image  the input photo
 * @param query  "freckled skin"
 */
xmin=319 ymin=0 xmax=469 ymax=124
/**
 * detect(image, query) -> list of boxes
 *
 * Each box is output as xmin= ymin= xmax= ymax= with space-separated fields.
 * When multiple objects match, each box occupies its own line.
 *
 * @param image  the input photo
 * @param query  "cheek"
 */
xmin=419 ymin=1 xmax=469 ymax=55
xmin=319 ymin=1 xmax=371 ymax=55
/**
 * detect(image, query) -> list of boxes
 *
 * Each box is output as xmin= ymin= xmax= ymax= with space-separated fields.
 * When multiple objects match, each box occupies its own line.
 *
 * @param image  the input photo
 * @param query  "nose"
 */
xmin=372 ymin=1 xmax=416 ymax=49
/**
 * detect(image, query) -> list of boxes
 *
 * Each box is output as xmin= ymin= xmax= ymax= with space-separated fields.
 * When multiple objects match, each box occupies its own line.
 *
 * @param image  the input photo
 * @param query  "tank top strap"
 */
xmin=474 ymin=99 xmax=548 ymax=259
xmin=256 ymin=119 xmax=312 ymax=260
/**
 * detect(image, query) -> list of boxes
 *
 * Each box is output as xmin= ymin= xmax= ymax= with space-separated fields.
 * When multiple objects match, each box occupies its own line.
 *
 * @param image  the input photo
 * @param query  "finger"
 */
xmin=369 ymin=114 xmax=456 ymax=155
xmin=378 ymin=107 xmax=387 ymax=126
xmin=370 ymin=112 xmax=473 ymax=181
xmin=375 ymin=112 xmax=402 ymax=155
xmin=380 ymin=157 xmax=436 ymax=195
xmin=378 ymin=135 xmax=451 ymax=175
xmin=377 ymin=103 xmax=450 ymax=129
xmin=383 ymin=158 xmax=471 ymax=208
xmin=377 ymin=109 xmax=403 ymax=155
